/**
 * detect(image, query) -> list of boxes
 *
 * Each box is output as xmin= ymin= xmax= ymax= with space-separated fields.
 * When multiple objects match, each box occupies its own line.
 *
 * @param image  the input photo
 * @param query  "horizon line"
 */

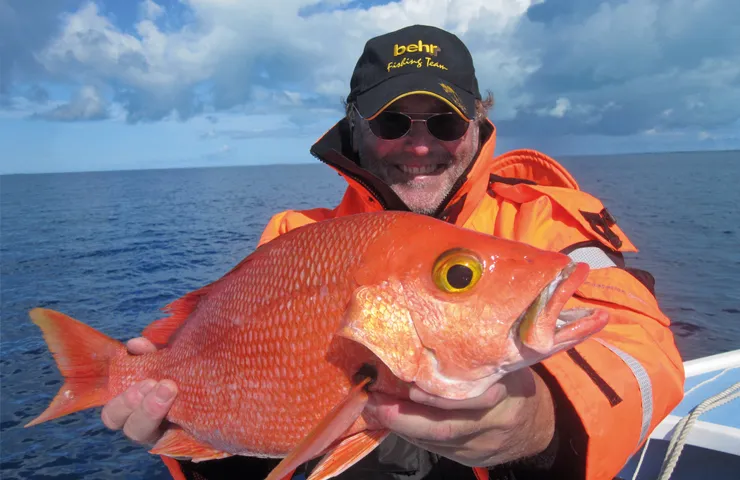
xmin=2 ymin=147 xmax=738 ymax=177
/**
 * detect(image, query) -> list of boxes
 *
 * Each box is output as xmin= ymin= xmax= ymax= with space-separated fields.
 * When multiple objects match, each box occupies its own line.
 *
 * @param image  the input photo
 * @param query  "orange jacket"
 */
xmin=256 ymin=118 xmax=685 ymax=479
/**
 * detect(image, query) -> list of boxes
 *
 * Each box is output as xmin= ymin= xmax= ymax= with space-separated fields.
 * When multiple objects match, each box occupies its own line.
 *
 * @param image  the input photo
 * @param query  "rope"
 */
xmin=683 ymin=368 xmax=732 ymax=398
xmin=656 ymin=381 xmax=740 ymax=480
xmin=630 ymin=437 xmax=651 ymax=480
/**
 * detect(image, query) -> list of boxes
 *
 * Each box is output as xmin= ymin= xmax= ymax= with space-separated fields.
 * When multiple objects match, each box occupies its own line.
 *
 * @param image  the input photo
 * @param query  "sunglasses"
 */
xmin=359 ymin=107 xmax=471 ymax=142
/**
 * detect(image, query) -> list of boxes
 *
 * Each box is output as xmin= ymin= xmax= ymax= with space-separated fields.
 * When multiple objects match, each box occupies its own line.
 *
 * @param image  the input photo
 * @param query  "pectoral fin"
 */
xmin=307 ymin=429 xmax=390 ymax=480
xmin=265 ymin=378 xmax=372 ymax=480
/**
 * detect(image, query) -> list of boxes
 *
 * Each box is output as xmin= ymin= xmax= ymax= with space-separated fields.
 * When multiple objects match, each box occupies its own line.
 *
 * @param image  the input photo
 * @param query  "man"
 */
xmin=102 ymin=25 xmax=684 ymax=479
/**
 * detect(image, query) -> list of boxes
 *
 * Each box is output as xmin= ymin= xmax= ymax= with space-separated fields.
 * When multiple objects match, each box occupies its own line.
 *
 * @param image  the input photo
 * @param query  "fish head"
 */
xmin=337 ymin=220 xmax=609 ymax=400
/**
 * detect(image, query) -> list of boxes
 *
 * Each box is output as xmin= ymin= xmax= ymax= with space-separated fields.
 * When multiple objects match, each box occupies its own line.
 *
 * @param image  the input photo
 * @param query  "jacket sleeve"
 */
xmin=257 ymin=207 xmax=335 ymax=247
xmin=257 ymin=210 xmax=292 ymax=247
xmin=502 ymin=190 xmax=685 ymax=480
xmin=534 ymin=269 xmax=684 ymax=479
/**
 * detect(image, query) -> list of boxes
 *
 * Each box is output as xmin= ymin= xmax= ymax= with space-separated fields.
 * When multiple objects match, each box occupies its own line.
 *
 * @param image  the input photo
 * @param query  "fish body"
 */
xmin=26 ymin=211 xmax=609 ymax=479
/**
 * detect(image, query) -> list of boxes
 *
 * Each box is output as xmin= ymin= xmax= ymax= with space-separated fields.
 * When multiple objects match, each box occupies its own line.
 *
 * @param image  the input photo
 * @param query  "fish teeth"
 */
xmin=556 ymin=308 xmax=594 ymax=330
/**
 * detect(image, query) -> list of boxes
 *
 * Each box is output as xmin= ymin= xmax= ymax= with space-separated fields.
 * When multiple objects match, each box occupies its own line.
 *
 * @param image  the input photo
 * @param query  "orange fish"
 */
xmin=25 ymin=211 xmax=608 ymax=480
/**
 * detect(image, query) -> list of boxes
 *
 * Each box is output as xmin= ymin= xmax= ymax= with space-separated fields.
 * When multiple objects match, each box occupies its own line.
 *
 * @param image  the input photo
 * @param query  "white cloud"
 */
xmin=140 ymin=0 xmax=164 ymax=21
xmin=501 ymin=0 xmax=740 ymax=136
xmin=3 ymin=0 xmax=736 ymax=139
xmin=36 ymin=85 xmax=108 ymax=121
xmin=39 ymin=3 xmax=224 ymax=91
xmin=33 ymin=0 xmax=536 ymax=122
xmin=538 ymin=97 xmax=571 ymax=118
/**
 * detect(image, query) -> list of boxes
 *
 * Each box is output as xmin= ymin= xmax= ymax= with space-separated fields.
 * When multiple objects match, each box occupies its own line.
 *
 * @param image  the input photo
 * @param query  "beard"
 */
xmin=358 ymin=149 xmax=474 ymax=216
xmin=353 ymin=118 xmax=481 ymax=216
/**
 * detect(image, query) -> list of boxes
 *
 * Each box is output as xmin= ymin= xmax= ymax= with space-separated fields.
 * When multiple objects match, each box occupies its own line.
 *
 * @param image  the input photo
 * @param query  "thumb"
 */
xmin=126 ymin=337 xmax=159 ymax=355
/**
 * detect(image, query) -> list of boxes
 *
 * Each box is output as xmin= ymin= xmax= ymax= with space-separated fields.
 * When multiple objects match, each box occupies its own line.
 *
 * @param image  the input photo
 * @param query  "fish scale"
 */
xmin=122 ymin=212 xmax=394 ymax=455
xmin=25 ymin=211 xmax=609 ymax=480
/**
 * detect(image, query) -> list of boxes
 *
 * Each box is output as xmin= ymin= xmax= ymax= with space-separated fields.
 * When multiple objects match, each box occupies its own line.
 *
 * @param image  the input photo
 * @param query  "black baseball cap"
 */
xmin=346 ymin=25 xmax=482 ymax=121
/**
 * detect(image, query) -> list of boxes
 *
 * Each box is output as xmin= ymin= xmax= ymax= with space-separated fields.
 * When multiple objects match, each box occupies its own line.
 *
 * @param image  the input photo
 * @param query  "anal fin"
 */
xmin=307 ymin=429 xmax=390 ymax=480
xmin=473 ymin=466 xmax=490 ymax=480
xmin=265 ymin=378 xmax=372 ymax=480
xmin=150 ymin=427 xmax=232 ymax=463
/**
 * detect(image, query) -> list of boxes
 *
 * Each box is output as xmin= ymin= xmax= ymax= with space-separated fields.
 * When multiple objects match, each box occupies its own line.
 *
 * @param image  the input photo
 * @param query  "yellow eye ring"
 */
xmin=432 ymin=249 xmax=483 ymax=293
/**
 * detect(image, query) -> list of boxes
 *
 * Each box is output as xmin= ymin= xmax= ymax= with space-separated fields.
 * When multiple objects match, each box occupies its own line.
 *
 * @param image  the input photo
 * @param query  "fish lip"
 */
xmin=551 ymin=262 xmax=586 ymax=329
xmin=511 ymin=261 xmax=588 ymax=339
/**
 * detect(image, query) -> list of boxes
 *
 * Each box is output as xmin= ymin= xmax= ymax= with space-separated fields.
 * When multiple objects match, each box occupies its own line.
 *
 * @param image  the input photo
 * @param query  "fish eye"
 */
xmin=432 ymin=249 xmax=483 ymax=293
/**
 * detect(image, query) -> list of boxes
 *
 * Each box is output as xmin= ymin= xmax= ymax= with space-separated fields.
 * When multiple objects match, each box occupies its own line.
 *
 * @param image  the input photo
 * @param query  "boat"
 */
xmin=617 ymin=348 xmax=740 ymax=479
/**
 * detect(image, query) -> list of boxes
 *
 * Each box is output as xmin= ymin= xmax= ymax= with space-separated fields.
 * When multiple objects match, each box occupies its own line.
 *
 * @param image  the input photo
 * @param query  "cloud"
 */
xmin=0 ymin=0 xmax=86 ymax=103
xmin=498 ymin=0 xmax=740 ymax=136
xmin=24 ymin=85 xmax=50 ymax=104
xmin=24 ymin=0 xmax=532 ymax=124
xmin=201 ymin=143 xmax=233 ymax=161
xmin=197 ymin=108 xmax=339 ymax=141
xmin=35 ymin=85 xmax=108 ymax=121
xmin=2 ymin=0 xmax=738 ymax=140
xmin=538 ymin=97 xmax=571 ymax=118
xmin=139 ymin=0 xmax=164 ymax=21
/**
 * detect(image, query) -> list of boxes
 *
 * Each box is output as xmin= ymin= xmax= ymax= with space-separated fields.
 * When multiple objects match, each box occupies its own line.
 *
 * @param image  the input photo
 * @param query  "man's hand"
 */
xmin=363 ymin=367 xmax=555 ymax=468
xmin=100 ymin=338 xmax=178 ymax=446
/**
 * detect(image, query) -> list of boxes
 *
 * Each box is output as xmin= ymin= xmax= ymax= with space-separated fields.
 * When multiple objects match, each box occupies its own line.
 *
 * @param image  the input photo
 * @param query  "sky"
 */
xmin=1 ymin=0 xmax=738 ymax=174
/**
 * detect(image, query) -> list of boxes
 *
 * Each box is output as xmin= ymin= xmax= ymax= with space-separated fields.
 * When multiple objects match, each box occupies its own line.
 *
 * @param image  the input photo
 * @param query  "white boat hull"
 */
xmin=618 ymin=349 xmax=740 ymax=479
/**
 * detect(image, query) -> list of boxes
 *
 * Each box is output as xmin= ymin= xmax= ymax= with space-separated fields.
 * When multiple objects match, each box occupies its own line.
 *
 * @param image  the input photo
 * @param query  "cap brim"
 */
xmin=355 ymin=73 xmax=477 ymax=121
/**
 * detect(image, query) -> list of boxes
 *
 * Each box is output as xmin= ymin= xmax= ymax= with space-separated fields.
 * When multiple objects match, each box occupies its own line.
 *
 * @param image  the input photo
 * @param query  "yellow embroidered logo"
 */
xmin=387 ymin=41 xmax=448 ymax=72
xmin=439 ymin=82 xmax=467 ymax=114
xmin=387 ymin=57 xmax=449 ymax=72
xmin=393 ymin=41 xmax=441 ymax=57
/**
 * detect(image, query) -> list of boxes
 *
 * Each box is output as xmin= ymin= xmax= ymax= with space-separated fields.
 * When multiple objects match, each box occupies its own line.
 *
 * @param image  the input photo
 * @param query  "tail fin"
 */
xmin=25 ymin=308 xmax=125 ymax=427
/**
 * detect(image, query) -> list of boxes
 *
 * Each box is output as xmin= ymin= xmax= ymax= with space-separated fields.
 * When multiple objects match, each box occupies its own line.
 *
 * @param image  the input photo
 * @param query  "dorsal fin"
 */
xmin=142 ymin=285 xmax=214 ymax=347
xmin=142 ymin=255 xmax=256 ymax=347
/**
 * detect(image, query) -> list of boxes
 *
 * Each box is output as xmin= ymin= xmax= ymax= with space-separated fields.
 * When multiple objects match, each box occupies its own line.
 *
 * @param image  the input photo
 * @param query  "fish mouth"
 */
xmin=514 ymin=261 xmax=599 ymax=353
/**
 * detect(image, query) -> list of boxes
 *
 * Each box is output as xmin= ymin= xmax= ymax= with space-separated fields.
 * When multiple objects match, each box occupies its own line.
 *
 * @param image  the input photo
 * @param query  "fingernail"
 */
xmin=138 ymin=380 xmax=156 ymax=395
xmin=155 ymin=382 xmax=174 ymax=403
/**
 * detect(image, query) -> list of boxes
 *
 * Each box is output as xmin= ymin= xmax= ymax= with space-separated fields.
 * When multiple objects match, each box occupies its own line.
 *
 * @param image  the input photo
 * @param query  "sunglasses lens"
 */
xmin=427 ymin=114 xmax=469 ymax=141
xmin=367 ymin=111 xmax=470 ymax=141
xmin=369 ymin=112 xmax=411 ymax=139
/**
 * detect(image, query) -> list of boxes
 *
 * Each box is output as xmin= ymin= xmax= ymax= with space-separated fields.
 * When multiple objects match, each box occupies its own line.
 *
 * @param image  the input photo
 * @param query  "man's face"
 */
xmin=354 ymin=95 xmax=480 ymax=216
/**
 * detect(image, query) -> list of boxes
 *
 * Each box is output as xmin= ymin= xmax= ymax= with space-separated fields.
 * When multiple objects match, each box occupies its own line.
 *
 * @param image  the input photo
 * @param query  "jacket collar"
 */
xmin=309 ymin=117 xmax=498 ymax=221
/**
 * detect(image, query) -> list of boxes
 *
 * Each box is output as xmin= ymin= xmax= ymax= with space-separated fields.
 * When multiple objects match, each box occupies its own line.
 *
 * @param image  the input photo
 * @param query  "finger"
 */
xmin=400 ymin=435 xmax=478 ymax=463
xmin=122 ymin=380 xmax=178 ymax=445
xmin=406 ymin=368 xmax=537 ymax=411
xmin=125 ymin=337 xmax=158 ymax=355
xmin=365 ymin=392 xmax=485 ymax=444
xmin=101 ymin=379 xmax=157 ymax=430
xmin=407 ymin=383 xmax=508 ymax=411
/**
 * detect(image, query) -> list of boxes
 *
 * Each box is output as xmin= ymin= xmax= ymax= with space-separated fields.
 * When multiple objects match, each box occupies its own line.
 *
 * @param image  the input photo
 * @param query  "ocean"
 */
xmin=1 ymin=150 xmax=739 ymax=479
